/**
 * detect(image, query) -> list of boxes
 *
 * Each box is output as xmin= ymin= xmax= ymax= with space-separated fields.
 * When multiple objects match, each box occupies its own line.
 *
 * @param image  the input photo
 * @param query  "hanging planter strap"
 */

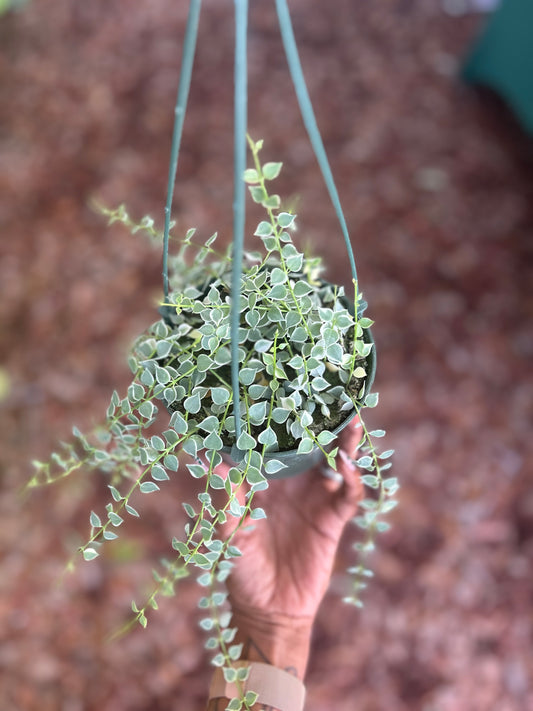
xmin=230 ymin=0 xmax=249 ymax=448
xmin=160 ymin=0 xmax=248 ymax=449
xmin=275 ymin=0 xmax=358 ymax=289
xmin=162 ymin=0 xmax=202 ymax=303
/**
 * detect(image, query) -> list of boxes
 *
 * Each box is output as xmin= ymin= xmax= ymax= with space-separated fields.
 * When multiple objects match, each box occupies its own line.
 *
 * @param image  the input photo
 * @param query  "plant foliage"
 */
xmin=28 ymin=139 xmax=396 ymax=710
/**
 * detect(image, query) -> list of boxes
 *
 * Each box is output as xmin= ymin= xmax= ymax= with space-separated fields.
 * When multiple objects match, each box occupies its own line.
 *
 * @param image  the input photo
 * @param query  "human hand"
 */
xmin=216 ymin=418 xmax=363 ymax=676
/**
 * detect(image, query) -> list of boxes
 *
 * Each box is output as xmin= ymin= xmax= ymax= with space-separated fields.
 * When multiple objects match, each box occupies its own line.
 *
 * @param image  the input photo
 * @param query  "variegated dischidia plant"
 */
xmin=29 ymin=140 xmax=397 ymax=706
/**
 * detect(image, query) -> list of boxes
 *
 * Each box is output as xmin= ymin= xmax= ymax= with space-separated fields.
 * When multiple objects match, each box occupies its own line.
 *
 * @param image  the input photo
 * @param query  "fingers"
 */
xmin=337 ymin=449 xmax=363 ymax=500
xmin=311 ymin=416 xmax=361 ymax=492
xmin=336 ymin=416 xmax=363 ymax=458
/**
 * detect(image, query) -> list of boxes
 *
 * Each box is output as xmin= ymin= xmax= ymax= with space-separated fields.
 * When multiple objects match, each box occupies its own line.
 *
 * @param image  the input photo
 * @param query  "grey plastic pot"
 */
xmin=223 ymin=326 xmax=376 ymax=480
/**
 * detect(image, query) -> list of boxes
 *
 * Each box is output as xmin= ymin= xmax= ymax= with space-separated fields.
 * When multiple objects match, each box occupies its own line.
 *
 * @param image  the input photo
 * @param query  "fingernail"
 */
xmin=340 ymin=450 xmax=354 ymax=466
xmin=321 ymin=466 xmax=343 ymax=484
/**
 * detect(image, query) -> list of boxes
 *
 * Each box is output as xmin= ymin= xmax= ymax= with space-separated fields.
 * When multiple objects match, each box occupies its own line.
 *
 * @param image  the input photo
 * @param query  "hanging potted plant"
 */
xmin=27 ymin=1 xmax=398 ymax=708
xmin=29 ymin=136 xmax=395 ymax=628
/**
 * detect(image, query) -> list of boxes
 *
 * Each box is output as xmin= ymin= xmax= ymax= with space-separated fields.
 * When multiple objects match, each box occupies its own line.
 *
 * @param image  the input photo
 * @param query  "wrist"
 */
xmin=230 ymin=604 xmax=313 ymax=679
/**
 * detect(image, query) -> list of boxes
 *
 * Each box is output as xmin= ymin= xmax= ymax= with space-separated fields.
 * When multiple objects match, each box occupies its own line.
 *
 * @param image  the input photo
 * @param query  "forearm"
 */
xmin=206 ymin=608 xmax=312 ymax=710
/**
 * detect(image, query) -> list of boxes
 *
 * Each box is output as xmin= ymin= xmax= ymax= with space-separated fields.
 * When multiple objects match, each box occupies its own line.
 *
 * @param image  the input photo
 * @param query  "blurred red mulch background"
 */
xmin=1 ymin=1 xmax=532 ymax=710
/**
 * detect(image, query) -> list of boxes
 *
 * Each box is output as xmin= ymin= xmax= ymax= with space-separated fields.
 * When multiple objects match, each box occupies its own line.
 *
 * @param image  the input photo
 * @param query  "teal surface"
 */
xmin=463 ymin=1 xmax=533 ymax=134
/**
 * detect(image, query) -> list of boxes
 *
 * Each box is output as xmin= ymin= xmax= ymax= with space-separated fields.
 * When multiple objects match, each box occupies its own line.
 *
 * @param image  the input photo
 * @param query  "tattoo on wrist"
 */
xmin=242 ymin=636 xmax=298 ymax=677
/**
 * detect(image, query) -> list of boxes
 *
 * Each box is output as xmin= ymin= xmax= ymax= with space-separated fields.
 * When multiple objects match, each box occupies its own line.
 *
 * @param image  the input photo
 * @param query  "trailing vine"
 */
xmin=28 ymin=140 xmax=396 ymax=709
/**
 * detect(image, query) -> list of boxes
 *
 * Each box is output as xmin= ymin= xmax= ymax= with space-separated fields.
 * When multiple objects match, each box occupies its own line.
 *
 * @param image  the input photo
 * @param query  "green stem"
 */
xmin=248 ymin=138 xmax=316 ymax=345
xmin=347 ymin=407 xmax=394 ymax=606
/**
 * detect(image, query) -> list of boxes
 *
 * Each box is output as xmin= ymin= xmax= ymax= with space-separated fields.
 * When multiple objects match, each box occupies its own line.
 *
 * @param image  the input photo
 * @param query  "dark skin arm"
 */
xmin=206 ymin=419 xmax=363 ymax=710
